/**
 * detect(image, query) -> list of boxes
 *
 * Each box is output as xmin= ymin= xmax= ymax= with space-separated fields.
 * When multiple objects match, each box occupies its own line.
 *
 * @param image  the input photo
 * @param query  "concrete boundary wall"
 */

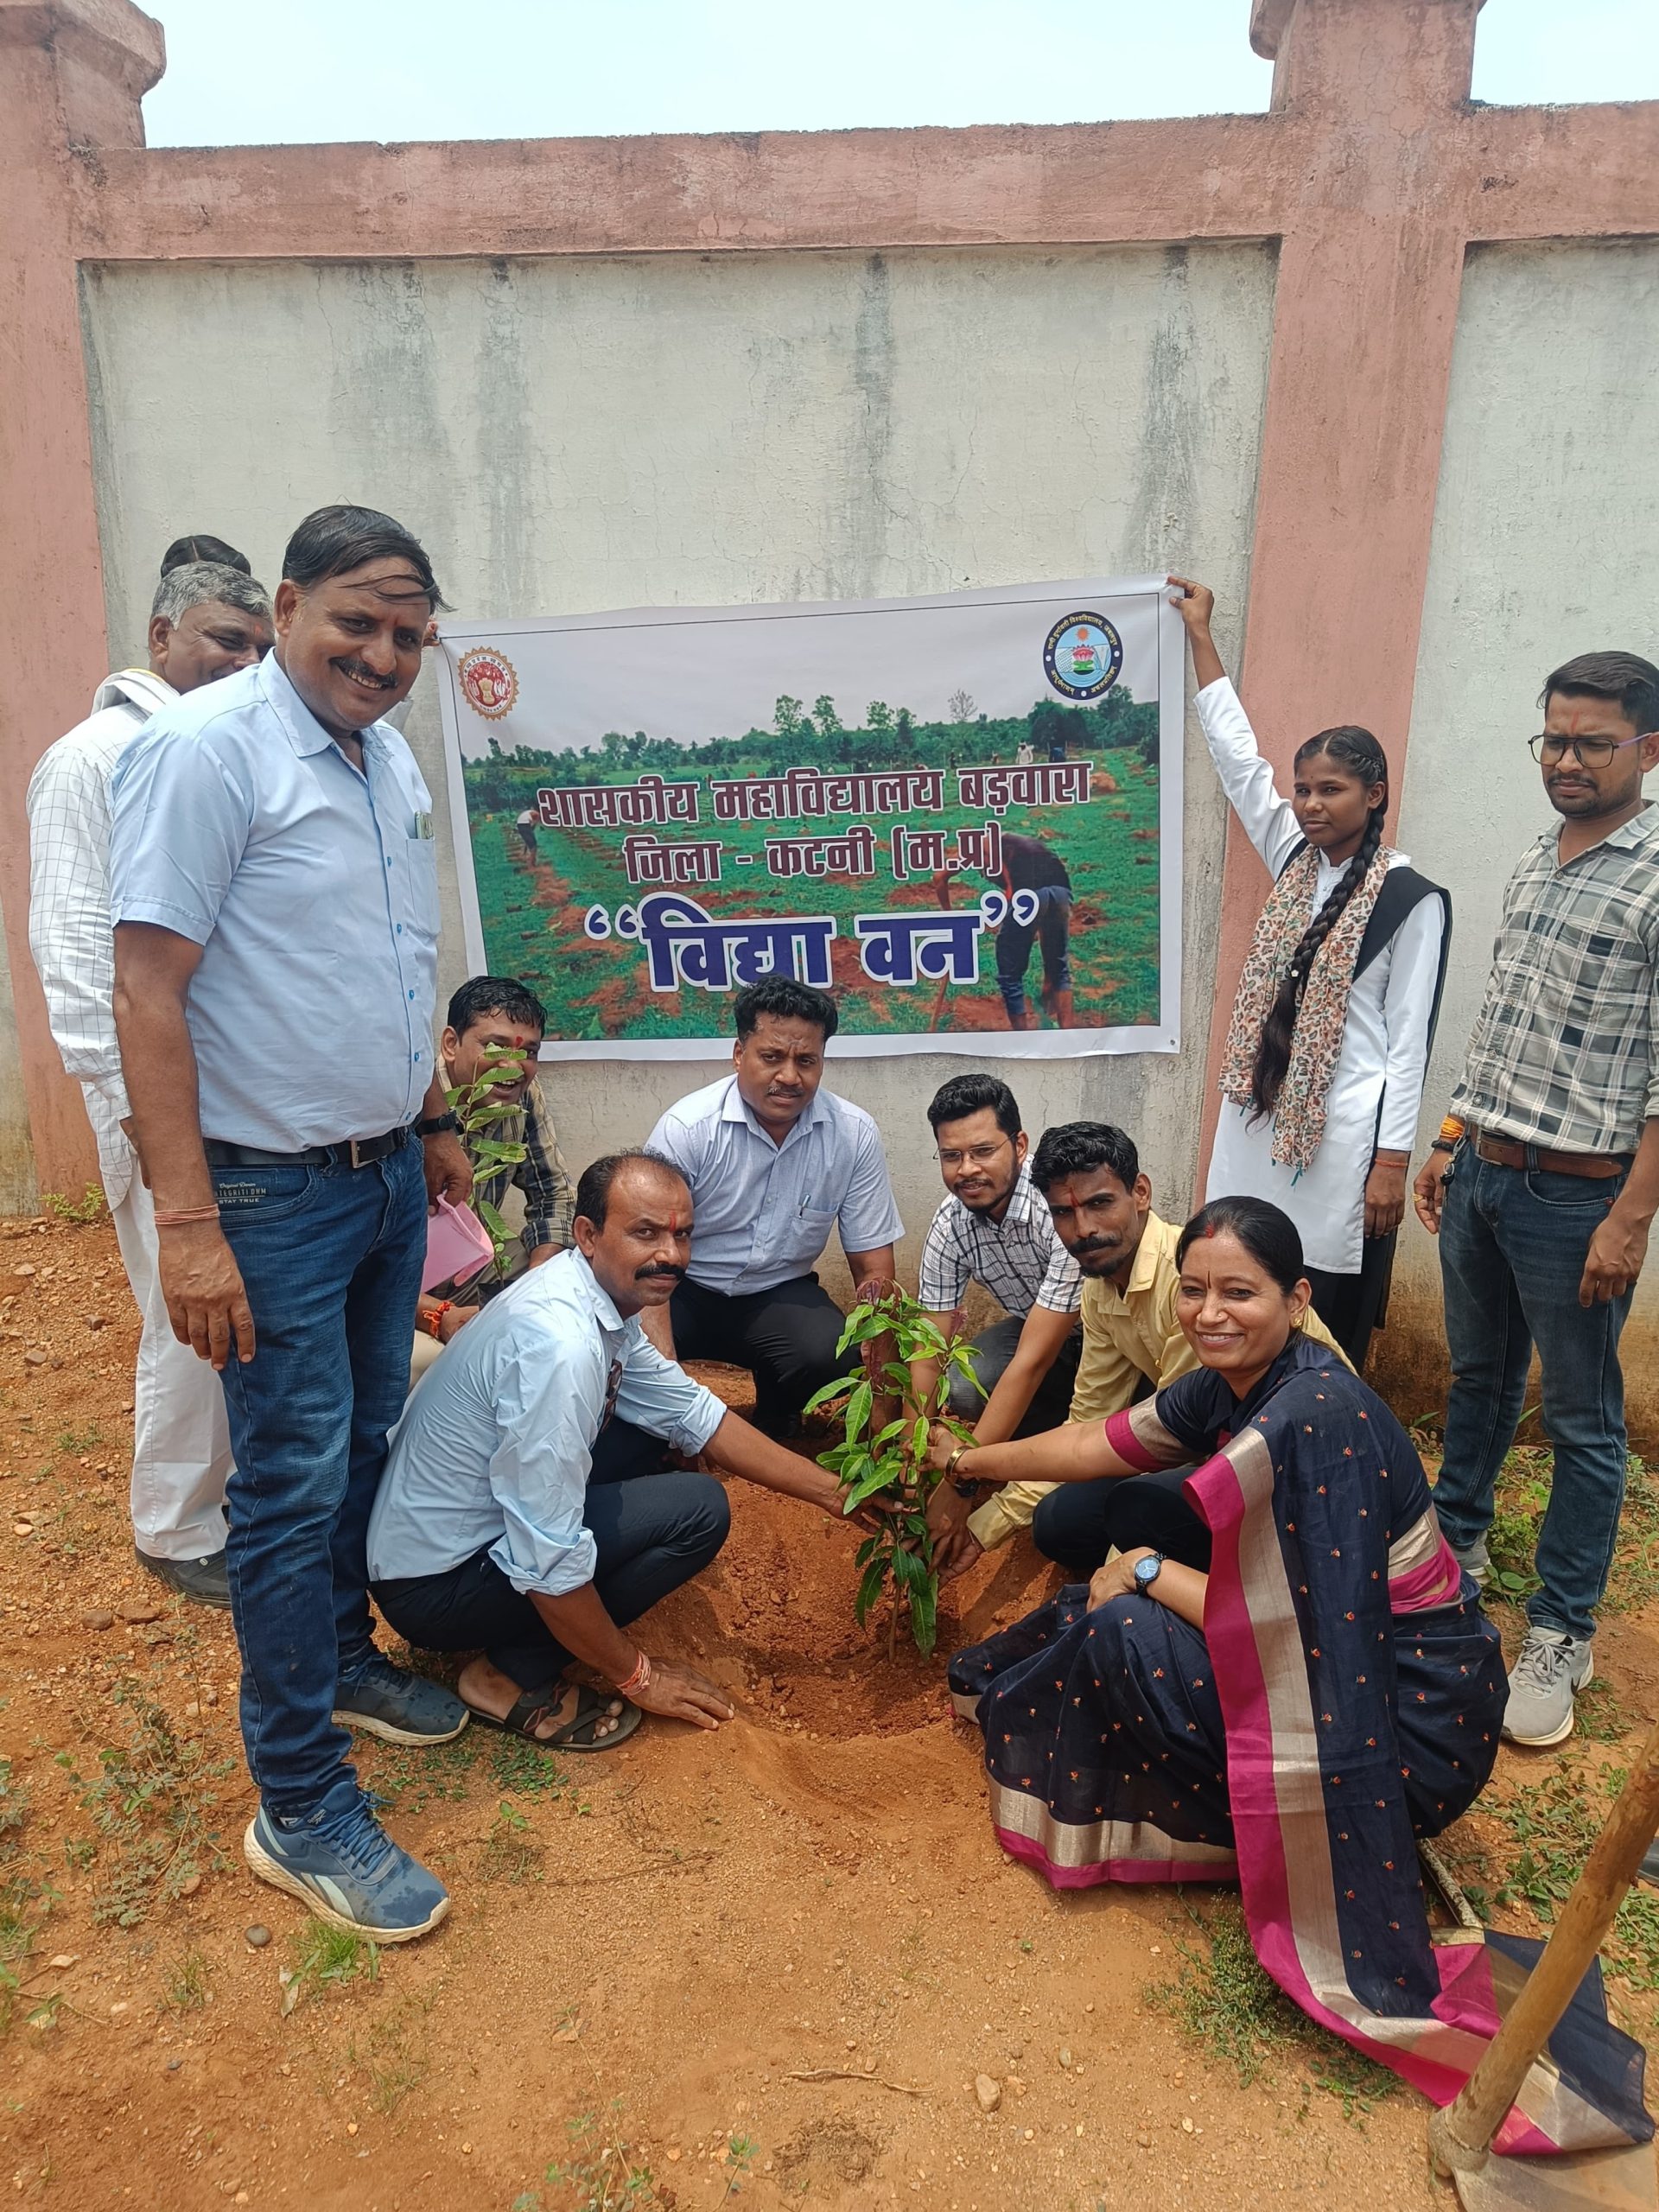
xmin=3 ymin=0 xmax=1659 ymax=1420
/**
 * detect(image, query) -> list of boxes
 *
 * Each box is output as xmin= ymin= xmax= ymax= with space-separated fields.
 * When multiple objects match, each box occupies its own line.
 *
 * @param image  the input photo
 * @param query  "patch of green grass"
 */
xmin=55 ymin=1425 xmax=105 ymax=1455
xmin=1149 ymin=1898 xmax=1294 ymax=2086
xmin=537 ymin=2103 xmax=659 ymax=2212
xmin=57 ymin=1689 xmax=232 ymax=1927
xmin=1147 ymin=1899 xmax=1401 ymax=2119
xmin=1607 ymin=1456 xmax=1659 ymax=1615
xmin=1573 ymin=1675 xmax=1634 ymax=1745
xmin=288 ymin=1916 xmax=378 ymax=2005
xmin=161 ymin=1947 xmax=210 ymax=2013
xmin=0 ymin=1762 xmax=54 ymax=2037
xmin=490 ymin=1733 xmax=571 ymax=1797
xmin=361 ymin=1731 xmax=480 ymax=1815
xmin=1480 ymin=1761 xmax=1659 ymax=1993
xmin=1479 ymin=1448 xmax=1659 ymax=1618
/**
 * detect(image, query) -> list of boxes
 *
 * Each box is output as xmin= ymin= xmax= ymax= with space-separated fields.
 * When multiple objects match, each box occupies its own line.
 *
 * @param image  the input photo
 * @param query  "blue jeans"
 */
xmin=213 ymin=1141 xmax=427 ymax=1819
xmin=995 ymin=885 xmax=1072 ymax=1019
xmin=1434 ymin=1145 xmax=1631 ymax=1642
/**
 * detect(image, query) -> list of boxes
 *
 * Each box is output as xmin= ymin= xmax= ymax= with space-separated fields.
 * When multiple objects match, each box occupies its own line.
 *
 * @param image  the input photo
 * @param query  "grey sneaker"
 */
xmin=1447 ymin=1535 xmax=1490 ymax=1589
xmin=333 ymin=1657 xmax=468 ymax=1746
xmin=137 ymin=1546 xmax=231 ymax=1609
xmin=1503 ymin=1627 xmax=1593 ymax=1747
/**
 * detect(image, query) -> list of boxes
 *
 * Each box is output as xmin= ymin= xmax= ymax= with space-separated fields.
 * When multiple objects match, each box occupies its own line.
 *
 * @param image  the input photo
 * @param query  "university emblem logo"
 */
xmin=1042 ymin=613 xmax=1122 ymax=702
xmin=457 ymin=648 xmax=518 ymax=720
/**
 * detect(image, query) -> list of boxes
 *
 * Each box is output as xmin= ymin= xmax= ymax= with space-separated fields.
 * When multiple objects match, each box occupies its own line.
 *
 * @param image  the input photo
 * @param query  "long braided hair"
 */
xmin=1248 ymin=726 xmax=1389 ymax=1124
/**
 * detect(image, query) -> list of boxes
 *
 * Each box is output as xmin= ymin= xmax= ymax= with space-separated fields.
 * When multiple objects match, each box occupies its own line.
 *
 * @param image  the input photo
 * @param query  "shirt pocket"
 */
xmin=402 ymin=830 xmax=441 ymax=946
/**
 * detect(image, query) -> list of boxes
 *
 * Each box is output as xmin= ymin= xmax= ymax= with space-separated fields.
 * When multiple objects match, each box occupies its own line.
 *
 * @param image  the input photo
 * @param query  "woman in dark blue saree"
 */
xmin=937 ymin=1197 xmax=1650 ymax=2158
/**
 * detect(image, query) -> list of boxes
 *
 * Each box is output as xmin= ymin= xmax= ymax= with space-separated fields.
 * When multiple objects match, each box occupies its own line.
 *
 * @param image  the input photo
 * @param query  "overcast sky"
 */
xmin=141 ymin=0 xmax=1658 ymax=146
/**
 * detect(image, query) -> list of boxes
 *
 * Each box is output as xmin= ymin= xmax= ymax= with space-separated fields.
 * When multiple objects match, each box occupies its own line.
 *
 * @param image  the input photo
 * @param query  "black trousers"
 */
xmin=372 ymin=1452 xmax=730 ymax=1692
xmin=1031 ymin=1466 xmax=1212 ymax=1579
xmin=944 ymin=1315 xmax=1083 ymax=1433
xmin=670 ymin=1272 xmax=848 ymax=1434
xmin=1305 ymin=1229 xmax=1397 ymax=1373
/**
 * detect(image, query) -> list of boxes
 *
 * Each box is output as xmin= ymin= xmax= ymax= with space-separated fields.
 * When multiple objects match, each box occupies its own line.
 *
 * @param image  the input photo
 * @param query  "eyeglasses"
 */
xmin=1528 ymin=732 xmax=1652 ymax=768
xmin=936 ymin=1140 xmax=1009 ymax=1169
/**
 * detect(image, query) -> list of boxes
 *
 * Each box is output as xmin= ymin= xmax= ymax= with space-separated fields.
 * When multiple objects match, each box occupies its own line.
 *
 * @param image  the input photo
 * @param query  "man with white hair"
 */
xmin=28 ymin=556 xmax=274 ymax=1607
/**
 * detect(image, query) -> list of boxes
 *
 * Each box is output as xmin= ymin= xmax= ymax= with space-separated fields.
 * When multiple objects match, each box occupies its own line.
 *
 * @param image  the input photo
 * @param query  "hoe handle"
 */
xmin=1429 ymin=1713 xmax=1659 ymax=2173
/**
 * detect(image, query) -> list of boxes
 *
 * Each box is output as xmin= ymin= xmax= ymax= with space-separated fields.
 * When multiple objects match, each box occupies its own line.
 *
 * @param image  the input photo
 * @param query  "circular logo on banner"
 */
xmin=1042 ymin=613 xmax=1122 ymax=702
xmin=457 ymin=648 xmax=518 ymax=720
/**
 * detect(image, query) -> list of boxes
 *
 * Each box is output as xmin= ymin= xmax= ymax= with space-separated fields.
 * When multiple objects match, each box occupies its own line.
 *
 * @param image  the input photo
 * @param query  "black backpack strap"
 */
xmin=1353 ymin=868 xmax=1450 ymax=1007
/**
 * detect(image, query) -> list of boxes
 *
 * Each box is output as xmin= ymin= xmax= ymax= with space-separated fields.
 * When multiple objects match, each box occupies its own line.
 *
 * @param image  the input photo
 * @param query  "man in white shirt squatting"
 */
xmin=645 ymin=979 xmax=903 ymax=1435
xmin=909 ymin=1071 xmax=1083 ymax=1449
xmin=371 ymin=1150 xmax=866 ymax=1754
xmin=28 ymin=555 xmax=273 ymax=1607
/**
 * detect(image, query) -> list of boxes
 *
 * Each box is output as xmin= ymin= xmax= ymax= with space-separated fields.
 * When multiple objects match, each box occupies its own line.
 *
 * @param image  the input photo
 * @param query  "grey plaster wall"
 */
xmin=1382 ymin=238 xmax=1659 ymax=1414
xmin=79 ymin=243 xmax=1276 ymax=1281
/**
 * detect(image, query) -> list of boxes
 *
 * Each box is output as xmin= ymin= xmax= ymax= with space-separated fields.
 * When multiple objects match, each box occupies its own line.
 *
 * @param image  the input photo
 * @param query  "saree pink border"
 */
xmin=1186 ymin=1440 xmax=1624 ymax=2157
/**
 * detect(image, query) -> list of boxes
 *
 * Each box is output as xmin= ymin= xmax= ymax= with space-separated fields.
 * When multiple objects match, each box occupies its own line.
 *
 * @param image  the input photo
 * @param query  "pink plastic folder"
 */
xmin=422 ymin=1198 xmax=496 ymax=1293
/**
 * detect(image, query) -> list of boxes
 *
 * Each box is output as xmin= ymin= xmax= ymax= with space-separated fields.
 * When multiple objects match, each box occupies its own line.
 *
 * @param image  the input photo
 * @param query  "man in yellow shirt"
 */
xmin=930 ymin=1122 xmax=1346 ymax=1578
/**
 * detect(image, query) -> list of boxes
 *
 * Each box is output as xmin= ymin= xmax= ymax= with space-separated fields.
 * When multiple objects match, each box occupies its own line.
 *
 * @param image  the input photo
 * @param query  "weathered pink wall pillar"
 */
xmin=0 ymin=0 xmax=162 ymax=1198
xmin=1196 ymin=0 xmax=1484 ymax=1187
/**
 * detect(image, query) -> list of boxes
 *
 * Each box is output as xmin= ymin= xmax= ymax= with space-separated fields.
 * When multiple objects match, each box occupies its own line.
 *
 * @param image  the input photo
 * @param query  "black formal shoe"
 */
xmin=136 ymin=1546 xmax=232 ymax=1609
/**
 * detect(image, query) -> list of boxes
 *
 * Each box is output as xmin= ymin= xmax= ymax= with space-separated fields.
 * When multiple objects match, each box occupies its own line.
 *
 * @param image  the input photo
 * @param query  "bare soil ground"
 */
xmin=3 ymin=1215 xmax=1658 ymax=2212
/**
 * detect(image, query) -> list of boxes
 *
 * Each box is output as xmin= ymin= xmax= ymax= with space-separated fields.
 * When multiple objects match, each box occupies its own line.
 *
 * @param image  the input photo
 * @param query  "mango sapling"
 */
xmin=805 ymin=1287 xmax=982 ymax=1656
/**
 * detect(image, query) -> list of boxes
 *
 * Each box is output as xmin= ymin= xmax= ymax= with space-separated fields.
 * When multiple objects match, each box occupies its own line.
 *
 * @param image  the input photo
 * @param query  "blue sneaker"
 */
xmin=244 ymin=1795 xmax=449 ymax=1942
xmin=333 ymin=1657 xmax=468 ymax=1746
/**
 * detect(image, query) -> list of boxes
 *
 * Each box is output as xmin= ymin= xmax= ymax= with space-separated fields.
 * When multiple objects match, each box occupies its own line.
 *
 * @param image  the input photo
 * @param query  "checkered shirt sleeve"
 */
xmin=1450 ymin=817 xmax=1659 ymax=1152
xmin=918 ymin=1199 xmax=971 ymax=1313
xmin=514 ymin=1080 xmax=576 ymax=1251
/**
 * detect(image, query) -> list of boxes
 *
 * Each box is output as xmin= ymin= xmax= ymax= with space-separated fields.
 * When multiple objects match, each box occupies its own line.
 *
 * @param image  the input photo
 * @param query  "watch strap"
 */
xmin=416 ymin=1110 xmax=462 ymax=1138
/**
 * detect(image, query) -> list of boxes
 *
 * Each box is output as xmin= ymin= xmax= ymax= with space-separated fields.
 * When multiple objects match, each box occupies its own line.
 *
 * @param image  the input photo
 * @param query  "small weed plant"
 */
xmin=480 ymin=1799 xmax=544 ymax=1885
xmin=534 ymin=2103 xmax=658 ymax=2211
xmin=42 ymin=1185 xmax=106 ymax=1226
xmin=161 ymin=1947 xmax=211 ymax=2013
xmin=58 ymin=1690 xmax=231 ymax=1927
xmin=807 ymin=1286 xmax=981 ymax=1655
xmin=286 ymin=1916 xmax=379 ymax=2007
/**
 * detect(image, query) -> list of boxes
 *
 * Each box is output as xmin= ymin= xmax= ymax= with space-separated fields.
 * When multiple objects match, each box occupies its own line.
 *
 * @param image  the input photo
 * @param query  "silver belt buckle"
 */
xmin=347 ymin=1137 xmax=370 ymax=1170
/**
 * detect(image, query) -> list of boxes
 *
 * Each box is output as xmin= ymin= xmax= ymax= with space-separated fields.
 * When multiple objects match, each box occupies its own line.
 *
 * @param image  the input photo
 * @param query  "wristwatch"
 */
xmin=1132 ymin=1551 xmax=1165 ymax=1595
xmin=944 ymin=1444 xmax=982 ymax=1500
xmin=415 ymin=1110 xmax=461 ymax=1138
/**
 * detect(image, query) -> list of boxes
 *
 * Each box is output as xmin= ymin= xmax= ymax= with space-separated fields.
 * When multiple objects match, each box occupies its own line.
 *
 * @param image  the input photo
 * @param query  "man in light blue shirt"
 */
xmin=109 ymin=505 xmax=475 ymax=1947
xmin=645 ymin=979 xmax=902 ymax=1436
xmin=371 ymin=1149 xmax=861 ymax=1762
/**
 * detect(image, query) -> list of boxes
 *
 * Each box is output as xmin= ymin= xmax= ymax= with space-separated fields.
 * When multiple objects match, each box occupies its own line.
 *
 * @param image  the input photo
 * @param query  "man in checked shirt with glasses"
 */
xmin=1415 ymin=650 xmax=1659 ymax=1748
xmin=907 ymin=1072 xmax=1084 ymax=1536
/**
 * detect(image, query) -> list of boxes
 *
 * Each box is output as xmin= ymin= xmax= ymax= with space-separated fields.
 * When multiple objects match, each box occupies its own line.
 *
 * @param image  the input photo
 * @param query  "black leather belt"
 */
xmin=204 ymin=1127 xmax=412 ymax=1171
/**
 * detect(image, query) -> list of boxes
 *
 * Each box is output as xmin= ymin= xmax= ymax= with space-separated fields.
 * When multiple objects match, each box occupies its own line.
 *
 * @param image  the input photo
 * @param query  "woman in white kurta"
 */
xmin=1169 ymin=578 xmax=1447 ymax=1368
